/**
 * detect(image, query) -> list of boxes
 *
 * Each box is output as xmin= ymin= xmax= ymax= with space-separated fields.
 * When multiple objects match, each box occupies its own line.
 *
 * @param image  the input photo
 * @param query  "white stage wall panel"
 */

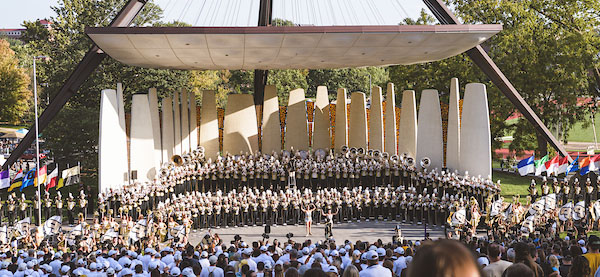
xmin=285 ymin=89 xmax=309 ymax=151
xmin=161 ymin=96 xmax=175 ymax=163
xmin=446 ymin=78 xmax=461 ymax=172
xmin=313 ymin=86 xmax=331 ymax=150
xmin=99 ymin=89 xmax=128 ymax=193
xmin=349 ymin=92 xmax=368 ymax=149
xmin=199 ymin=90 xmax=220 ymax=160
xmin=369 ymin=86 xmax=384 ymax=151
xmin=416 ymin=89 xmax=444 ymax=171
xmin=334 ymin=88 xmax=348 ymax=151
xmin=223 ymin=94 xmax=259 ymax=155
xmin=460 ymin=83 xmax=492 ymax=178
xmin=384 ymin=83 xmax=397 ymax=155
xmin=130 ymin=93 xmax=157 ymax=181
xmin=261 ymin=85 xmax=282 ymax=154
xmin=398 ymin=90 xmax=417 ymax=159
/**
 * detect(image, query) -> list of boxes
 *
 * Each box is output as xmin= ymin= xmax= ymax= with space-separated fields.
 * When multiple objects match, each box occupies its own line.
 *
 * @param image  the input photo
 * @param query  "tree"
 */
xmin=23 ymin=0 xmax=193 ymax=173
xmin=0 ymin=39 xmax=31 ymax=124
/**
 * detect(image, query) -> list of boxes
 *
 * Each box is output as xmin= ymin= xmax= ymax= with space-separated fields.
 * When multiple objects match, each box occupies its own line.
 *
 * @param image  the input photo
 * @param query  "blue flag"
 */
xmin=517 ymin=155 xmax=535 ymax=176
xmin=20 ymin=169 xmax=36 ymax=191
xmin=566 ymin=154 xmax=579 ymax=175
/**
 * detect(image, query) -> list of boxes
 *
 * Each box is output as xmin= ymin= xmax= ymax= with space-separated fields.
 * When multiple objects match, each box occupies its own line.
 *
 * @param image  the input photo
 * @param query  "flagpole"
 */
xmin=33 ymin=56 xmax=47 ymax=226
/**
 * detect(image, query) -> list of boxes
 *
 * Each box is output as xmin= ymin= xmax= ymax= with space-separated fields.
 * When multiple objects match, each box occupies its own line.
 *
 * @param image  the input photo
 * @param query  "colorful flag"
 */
xmin=62 ymin=166 xmax=80 ymax=187
xmin=8 ymin=170 xmax=23 ymax=192
xmin=534 ymin=155 xmax=549 ymax=176
xmin=566 ymin=155 xmax=579 ymax=175
xmin=580 ymin=157 xmax=592 ymax=175
xmin=34 ymin=165 xmax=47 ymax=187
xmin=20 ymin=169 xmax=36 ymax=191
xmin=56 ymin=178 xmax=64 ymax=190
xmin=0 ymin=170 xmax=9 ymax=190
xmin=557 ymin=156 xmax=570 ymax=175
xmin=45 ymin=167 xmax=58 ymax=191
xmin=518 ymin=155 xmax=535 ymax=176
xmin=589 ymin=154 xmax=600 ymax=172
xmin=545 ymin=156 xmax=560 ymax=176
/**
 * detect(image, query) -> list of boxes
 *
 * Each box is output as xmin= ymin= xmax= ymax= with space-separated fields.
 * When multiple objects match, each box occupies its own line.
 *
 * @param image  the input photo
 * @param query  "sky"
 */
xmin=0 ymin=0 xmax=432 ymax=28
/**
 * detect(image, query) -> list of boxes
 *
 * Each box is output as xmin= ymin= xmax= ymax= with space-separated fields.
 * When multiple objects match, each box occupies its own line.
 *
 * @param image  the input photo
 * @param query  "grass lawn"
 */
xmin=0 ymin=124 xmax=27 ymax=130
xmin=567 ymin=112 xmax=599 ymax=143
xmin=493 ymin=170 xmax=531 ymax=203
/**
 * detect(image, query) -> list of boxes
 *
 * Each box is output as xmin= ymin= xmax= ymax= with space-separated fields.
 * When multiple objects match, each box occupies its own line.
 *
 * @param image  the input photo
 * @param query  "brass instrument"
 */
xmin=405 ymin=157 xmax=415 ymax=167
xmin=420 ymin=157 xmax=431 ymax=169
xmin=357 ymin=147 xmax=365 ymax=155
xmin=367 ymin=149 xmax=374 ymax=156
xmin=373 ymin=150 xmax=381 ymax=158
xmin=390 ymin=154 xmax=399 ymax=162
xmin=171 ymin=155 xmax=184 ymax=166
xmin=341 ymin=145 xmax=349 ymax=154
xmin=381 ymin=152 xmax=389 ymax=159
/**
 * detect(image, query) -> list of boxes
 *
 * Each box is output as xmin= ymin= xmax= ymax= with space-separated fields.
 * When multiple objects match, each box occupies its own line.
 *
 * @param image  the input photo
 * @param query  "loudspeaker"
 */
xmin=131 ymin=170 xmax=138 ymax=180
xmin=264 ymin=224 xmax=271 ymax=234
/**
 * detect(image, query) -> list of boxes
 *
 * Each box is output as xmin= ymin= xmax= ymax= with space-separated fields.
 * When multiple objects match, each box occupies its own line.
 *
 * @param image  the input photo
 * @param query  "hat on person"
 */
xmin=477 ymin=257 xmax=490 ymax=266
xmin=302 ymin=247 xmax=310 ymax=255
xmin=579 ymin=239 xmax=586 ymax=246
xmin=244 ymin=248 xmax=253 ymax=256
xmin=353 ymin=250 xmax=361 ymax=257
xmin=121 ymin=268 xmax=134 ymax=276
xmin=108 ymin=250 xmax=118 ymax=256
xmin=394 ymin=247 xmax=405 ymax=255
xmin=17 ymin=263 xmax=26 ymax=271
xmin=1 ymin=261 xmax=9 ymax=269
xmin=209 ymin=255 xmax=218 ymax=265
xmin=376 ymin=248 xmax=386 ymax=257
xmin=314 ymin=253 xmax=324 ymax=262
xmin=285 ymin=245 xmax=293 ymax=252
xmin=201 ymin=251 xmax=209 ymax=258
xmin=565 ymin=236 xmax=570 ymax=241
xmin=367 ymin=250 xmax=378 ymax=261
xmin=170 ymin=267 xmax=181 ymax=276
xmin=368 ymin=245 xmax=377 ymax=251
xmin=60 ymin=265 xmax=71 ymax=274
xmin=89 ymin=262 xmax=97 ymax=270
xmin=264 ymin=262 xmax=272 ymax=270
xmin=339 ymin=249 xmax=346 ymax=255
xmin=181 ymin=267 xmax=195 ymax=277
xmin=107 ymin=268 xmax=116 ymax=276
xmin=260 ymin=246 xmax=268 ymax=252
xmin=148 ymin=261 xmax=159 ymax=270
xmin=327 ymin=266 xmax=338 ymax=274
xmin=330 ymin=250 xmax=339 ymax=257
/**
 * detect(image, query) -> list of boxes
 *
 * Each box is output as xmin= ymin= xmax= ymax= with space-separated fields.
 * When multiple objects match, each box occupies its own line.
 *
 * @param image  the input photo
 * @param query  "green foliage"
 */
xmin=0 ymin=39 xmax=31 ymax=124
xmin=306 ymin=67 xmax=388 ymax=100
xmin=22 ymin=0 xmax=192 ymax=172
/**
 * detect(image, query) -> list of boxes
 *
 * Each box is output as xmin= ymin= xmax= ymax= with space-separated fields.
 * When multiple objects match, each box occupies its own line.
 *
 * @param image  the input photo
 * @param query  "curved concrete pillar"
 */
xmin=180 ymin=89 xmax=190 ymax=154
xmin=384 ymin=83 xmax=397 ymax=155
xmin=261 ymin=85 xmax=282 ymax=154
xmin=416 ymin=89 xmax=443 ymax=171
xmin=130 ymin=93 xmax=157 ymax=181
xmin=99 ymin=89 xmax=128 ymax=193
xmin=369 ymin=86 xmax=384 ymax=151
xmin=460 ymin=83 xmax=491 ymax=179
xmin=199 ymin=90 xmax=220 ymax=159
xmin=313 ymin=86 xmax=331 ymax=150
xmin=285 ymin=89 xmax=309 ymax=151
xmin=446 ymin=78 xmax=461 ymax=172
xmin=223 ymin=94 xmax=259 ymax=155
xmin=172 ymin=91 xmax=182 ymax=155
xmin=349 ymin=92 xmax=368 ymax=150
xmin=334 ymin=88 xmax=348 ymax=151
xmin=189 ymin=90 xmax=198 ymax=151
xmin=161 ymin=96 xmax=175 ymax=163
xmin=148 ymin=88 xmax=163 ymax=166
xmin=398 ymin=90 xmax=417 ymax=159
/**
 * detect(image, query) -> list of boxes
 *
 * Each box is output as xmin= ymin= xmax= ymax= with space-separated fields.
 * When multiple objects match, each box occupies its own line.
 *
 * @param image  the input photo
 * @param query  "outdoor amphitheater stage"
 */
xmin=187 ymin=221 xmax=456 ymax=245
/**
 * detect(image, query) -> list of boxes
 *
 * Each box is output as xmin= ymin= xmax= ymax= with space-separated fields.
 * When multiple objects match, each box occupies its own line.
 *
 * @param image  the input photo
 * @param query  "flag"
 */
xmin=0 ymin=170 xmax=9 ymax=190
xmin=580 ymin=157 xmax=592 ymax=175
xmin=589 ymin=154 xmax=600 ymax=172
xmin=534 ymin=155 xmax=549 ymax=176
xmin=518 ymin=156 xmax=535 ymax=176
xmin=129 ymin=219 xmax=148 ymax=242
xmin=559 ymin=202 xmax=573 ymax=221
xmin=20 ymin=169 xmax=36 ymax=191
xmin=8 ymin=170 xmax=23 ymax=192
xmin=45 ymin=167 xmax=58 ymax=191
xmin=34 ymin=165 xmax=47 ymax=187
xmin=545 ymin=156 xmax=560 ymax=176
xmin=566 ymin=155 xmax=579 ymax=175
xmin=43 ymin=216 xmax=62 ymax=236
xmin=56 ymin=178 xmax=64 ymax=190
xmin=62 ymin=166 xmax=80 ymax=187
xmin=557 ymin=156 xmax=570 ymax=175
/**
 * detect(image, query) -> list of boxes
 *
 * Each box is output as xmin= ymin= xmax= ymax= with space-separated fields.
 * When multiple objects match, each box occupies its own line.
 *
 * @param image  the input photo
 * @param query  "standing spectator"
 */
xmin=561 ymin=255 xmax=573 ymax=277
xmin=514 ymin=242 xmax=543 ymax=277
xmin=584 ymin=236 xmax=600 ymax=274
xmin=483 ymin=243 xmax=512 ymax=277
xmin=569 ymin=256 xmax=590 ymax=277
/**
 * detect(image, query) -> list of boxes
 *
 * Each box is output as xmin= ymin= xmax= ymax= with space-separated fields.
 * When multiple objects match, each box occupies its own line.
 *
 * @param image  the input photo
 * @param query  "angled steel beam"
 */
xmin=253 ymin=0 xmax=273 ymax=106
xmin=2 ymin=0 xmax=148 ymax=171
xmin=423 ymin=0 xmax=572 ymax=161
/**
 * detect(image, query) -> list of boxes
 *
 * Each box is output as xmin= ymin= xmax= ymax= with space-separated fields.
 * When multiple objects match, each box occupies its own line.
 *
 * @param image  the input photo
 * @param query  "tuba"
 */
xmin=171 ymin=155 xmax=184 ymax=166
xmin=420 ymin=157 xmax=431 ymax=169
xmin=357 ymin=147 xmax=365 ymax=155
xmin=341 ymin=145 xmax=349 ymax=155
xmin=405 ymin=157 xmax=415 ymax=167
xmin=373 ymin=150 xmax=381 ymax=158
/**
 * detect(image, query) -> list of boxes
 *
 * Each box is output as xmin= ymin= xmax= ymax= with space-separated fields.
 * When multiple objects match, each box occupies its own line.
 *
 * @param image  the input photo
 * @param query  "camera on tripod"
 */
xmin=286 ymin=232 xmax=294 ymax=239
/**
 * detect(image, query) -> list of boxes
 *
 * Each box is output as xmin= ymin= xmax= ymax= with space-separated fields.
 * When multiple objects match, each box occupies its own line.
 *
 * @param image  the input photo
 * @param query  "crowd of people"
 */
xmin=3 ymin=147 xmax=600 ymax=276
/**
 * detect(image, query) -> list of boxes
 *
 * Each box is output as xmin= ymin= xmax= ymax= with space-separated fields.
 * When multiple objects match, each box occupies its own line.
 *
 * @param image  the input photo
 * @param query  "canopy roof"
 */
xmin=86 ymin=25 xmax=501 ymax=70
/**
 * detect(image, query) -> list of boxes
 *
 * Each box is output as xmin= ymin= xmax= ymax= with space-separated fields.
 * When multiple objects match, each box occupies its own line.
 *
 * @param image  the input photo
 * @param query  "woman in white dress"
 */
xmin=302 ymin=203 xmax=316 ymax=236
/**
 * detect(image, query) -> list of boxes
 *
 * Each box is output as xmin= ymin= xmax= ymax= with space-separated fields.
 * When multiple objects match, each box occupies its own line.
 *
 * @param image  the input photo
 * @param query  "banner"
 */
xmin=450 ymin=208 xmax=466 ymax=227
xmin=62 ymin=166 xmax=80 ymax=187
xmin=16 ymin=217 xmax=31 ymax=237
xmin=0 ymin=226 xmax=7 ymax=245
xmin=490 ymin=199 xmax=504 ymax=217
xmin=101 ymin=228 xmax=119 ymax=242
xmin=19 ymin=169 xmax=36 ymax=191
xmin=529 ymin=199 xmax=545 ymax=216
xmin=544 ymin=194 xmax=557 ymax=211
xmin=573 ymin=201 xmax=586 ymax=221
xmin=521 ymin=215 xmax=535 ymax=234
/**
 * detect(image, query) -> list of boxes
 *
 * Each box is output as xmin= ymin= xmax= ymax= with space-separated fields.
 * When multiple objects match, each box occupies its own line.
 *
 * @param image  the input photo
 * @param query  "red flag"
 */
xmin=46 ymin=167 xmax=58 ymax=191
xmin=545 ymin=156 xmax=560 ymax=176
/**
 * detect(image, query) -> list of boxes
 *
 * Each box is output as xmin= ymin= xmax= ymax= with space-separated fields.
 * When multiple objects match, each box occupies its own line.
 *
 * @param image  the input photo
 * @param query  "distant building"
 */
xmin=0 ymin=19 xmax=52 ymax=40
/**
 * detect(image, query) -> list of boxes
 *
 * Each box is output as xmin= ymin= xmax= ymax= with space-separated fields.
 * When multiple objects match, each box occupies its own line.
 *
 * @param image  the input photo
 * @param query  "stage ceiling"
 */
xmin=86 ymin=25 xmax=502 ymax=70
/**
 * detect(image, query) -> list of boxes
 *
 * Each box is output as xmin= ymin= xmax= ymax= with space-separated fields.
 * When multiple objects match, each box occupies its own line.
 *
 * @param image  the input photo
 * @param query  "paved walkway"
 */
xmin=187 ymin=221 xmax=447 ymax=245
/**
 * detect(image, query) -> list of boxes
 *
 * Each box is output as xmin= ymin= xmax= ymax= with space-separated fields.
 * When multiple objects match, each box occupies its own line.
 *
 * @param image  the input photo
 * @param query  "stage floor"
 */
xmin=187 ymin=221 xmax=447 ymax=245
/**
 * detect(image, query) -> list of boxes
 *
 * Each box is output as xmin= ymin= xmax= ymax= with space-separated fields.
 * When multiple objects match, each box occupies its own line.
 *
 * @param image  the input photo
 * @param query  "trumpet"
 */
xmin=420 ymin=157 xmax=431 ymax=169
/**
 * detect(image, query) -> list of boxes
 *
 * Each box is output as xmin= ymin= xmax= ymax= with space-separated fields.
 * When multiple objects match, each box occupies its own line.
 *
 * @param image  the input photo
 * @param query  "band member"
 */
xmin=55 ymin=192 xmax=63 ymax=219
xmin=322 ymin=207 xmax=338 ymax=239
xmin=67 ymin=193 xmax=76 ymax=225
xmin=79 ymin=191 xmax=88 ymax=219
xmin=7 ymin=194 xmax=15 ymax=226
